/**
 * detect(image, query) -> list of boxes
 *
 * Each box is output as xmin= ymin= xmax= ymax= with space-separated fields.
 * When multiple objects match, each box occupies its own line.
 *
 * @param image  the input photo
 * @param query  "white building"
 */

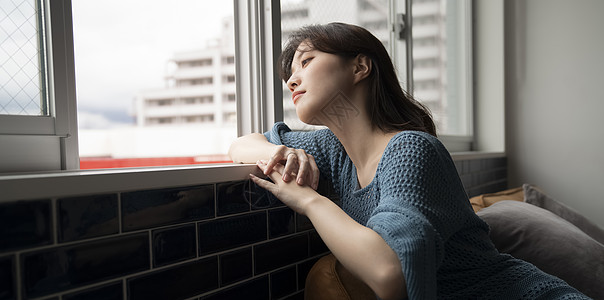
xmin=134 ymin=17 xmax=236 ymax=128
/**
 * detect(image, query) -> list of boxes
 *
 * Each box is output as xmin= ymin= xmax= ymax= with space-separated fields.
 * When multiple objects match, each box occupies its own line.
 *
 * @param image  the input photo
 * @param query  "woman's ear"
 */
xmin=352 ymin=54 xmax=372 ymax=84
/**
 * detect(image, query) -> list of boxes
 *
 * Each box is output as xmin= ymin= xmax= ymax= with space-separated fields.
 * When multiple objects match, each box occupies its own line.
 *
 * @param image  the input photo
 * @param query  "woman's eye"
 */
xmin=301 ymin=57 xmax=313 ymax=67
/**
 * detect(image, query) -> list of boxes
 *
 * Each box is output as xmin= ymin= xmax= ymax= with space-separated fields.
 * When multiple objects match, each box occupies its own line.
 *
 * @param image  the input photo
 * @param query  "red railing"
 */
xmin=80 ymin=156 xmax=232 ymax=169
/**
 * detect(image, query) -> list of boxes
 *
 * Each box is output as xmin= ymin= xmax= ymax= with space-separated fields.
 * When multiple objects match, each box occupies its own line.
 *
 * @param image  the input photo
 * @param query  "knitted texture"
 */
xmin=265 ymin=122 xmax=589 ymax=300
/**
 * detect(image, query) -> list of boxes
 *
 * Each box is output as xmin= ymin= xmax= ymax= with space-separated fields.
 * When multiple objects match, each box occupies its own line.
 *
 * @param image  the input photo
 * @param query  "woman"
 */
xmin=229 ymin=23 xmax=587 ymax=300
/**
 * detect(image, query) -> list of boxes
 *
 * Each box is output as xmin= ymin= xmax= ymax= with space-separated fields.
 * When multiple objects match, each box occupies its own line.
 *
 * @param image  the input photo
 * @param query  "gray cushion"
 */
xmin=523 ymin=183 xmax=604 ymax=245
xmin=477 ymin=200 xmax=604 ymax=299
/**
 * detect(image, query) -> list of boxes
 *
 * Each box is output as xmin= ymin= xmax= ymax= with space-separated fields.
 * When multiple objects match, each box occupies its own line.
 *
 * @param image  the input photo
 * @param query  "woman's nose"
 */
xmin=287 ymin=74 xmax=300 ymax=91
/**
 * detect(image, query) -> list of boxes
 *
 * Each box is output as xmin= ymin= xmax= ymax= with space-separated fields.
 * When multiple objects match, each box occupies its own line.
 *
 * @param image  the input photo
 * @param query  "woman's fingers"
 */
xmin=262 ymin=146 xmax=319 ymax=189
xmin=283 ymin=153 xmax=299 ymax=182
xmin=308 ymin=155 xmax=320 ymax=190
xmin=249 ymin=174 xmax=277 ymax=194
xmin=296 ymin=150 xmax=309 ymax=185
xmin=265 ymin=145 xmax=288 ymax=176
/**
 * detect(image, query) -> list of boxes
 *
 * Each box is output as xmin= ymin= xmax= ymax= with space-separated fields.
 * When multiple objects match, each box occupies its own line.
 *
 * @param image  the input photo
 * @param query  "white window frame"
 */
xmin=0 ymin=0 xmax=79 ymax=173
xmin=392 ymin=0 xmax=474 ymax=152
xmin=235 ymin=0 xmax=283 ymax=135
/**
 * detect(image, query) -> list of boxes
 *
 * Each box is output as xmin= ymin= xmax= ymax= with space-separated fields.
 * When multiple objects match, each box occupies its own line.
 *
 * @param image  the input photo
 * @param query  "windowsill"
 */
xmin=0 ymin=163 xmax=257 ymax=202
xmin=0 ymin=151 xmax=505 ymax=202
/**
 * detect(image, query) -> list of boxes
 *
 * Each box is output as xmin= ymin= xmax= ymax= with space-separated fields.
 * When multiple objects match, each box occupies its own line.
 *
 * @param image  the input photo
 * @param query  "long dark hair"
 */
xmin=279 ymin=22 xmax=436 ymax=136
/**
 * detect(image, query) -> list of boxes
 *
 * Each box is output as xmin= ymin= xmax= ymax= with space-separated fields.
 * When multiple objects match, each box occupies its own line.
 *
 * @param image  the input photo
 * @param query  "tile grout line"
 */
xmin=15 ymin=252 xmax=22 ymax=300
xmin=117 ymin=193 xmax=122 ymax=234
xmin=122 ymin=278 xmax=127 ymax=300
xmin=148 ymin=230 xmax=153 ymax=269
xmin=51 ymin=198 xmax=58 ymax=246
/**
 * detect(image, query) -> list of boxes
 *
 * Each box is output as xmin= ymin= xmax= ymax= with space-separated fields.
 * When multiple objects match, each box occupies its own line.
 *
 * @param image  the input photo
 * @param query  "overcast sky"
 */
xmin=72 ymin=0 xmax=232 ymax=128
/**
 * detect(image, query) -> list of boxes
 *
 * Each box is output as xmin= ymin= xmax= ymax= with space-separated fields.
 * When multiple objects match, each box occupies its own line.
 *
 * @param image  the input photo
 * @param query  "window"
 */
xmin=411 ymin=0 xmax=473 ymax=138
xmin=1 ymin=0 xmax=473 ymax=174
xmin=72 ymin=0 xmax=237 ymax=168
xmin=0 ymin=0 xmax=79 ymax=173
xmin=280 ymin=0 xmax=473 ymax=150
xmin=222 ymin=56 xmax=235 ymax=64
xmin=0 ymin=0 xmax=48 ymax=116
xmin=280 ymin=0 xmax=391 ymax=131
xmin=177 ymin=58 xmax=212 ymax=68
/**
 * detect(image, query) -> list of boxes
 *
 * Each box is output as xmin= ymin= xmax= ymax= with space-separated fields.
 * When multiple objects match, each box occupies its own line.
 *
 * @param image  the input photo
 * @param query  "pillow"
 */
xmin=523 ymin=184 xmax=604 ymax=245
xmin=469 ymin=186 xmax=524 ymax=213
xmin=477 ymin=200 xmax=604 ymax=299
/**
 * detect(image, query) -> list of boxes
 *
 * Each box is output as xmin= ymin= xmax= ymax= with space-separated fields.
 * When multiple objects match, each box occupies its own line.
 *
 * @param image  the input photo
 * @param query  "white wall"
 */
xmin=505 ymin=0 xmax=604 ymax=227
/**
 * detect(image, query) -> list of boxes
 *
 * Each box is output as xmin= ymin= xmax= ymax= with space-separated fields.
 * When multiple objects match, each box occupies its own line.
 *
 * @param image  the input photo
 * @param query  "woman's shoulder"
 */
xmin=387 ymin=130 xmax=448 ymax=156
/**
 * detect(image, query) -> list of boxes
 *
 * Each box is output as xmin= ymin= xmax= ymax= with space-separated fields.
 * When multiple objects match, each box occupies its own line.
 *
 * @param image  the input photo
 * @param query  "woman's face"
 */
xmin=286 ymin=42 xmax=355 ymax=126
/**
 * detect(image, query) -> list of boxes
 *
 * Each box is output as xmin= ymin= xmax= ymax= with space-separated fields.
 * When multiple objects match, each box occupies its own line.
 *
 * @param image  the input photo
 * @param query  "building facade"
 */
xmin=134 ymin=17 xmax=236 ymax=128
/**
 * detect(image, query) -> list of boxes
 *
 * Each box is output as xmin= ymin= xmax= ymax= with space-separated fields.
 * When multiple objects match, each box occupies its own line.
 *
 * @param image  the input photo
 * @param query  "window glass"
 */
xmin=280 ymin=0 xmax=390 ymax=131
xmin=412 ymin=0 xmax=471 ymax=136
xmin=72 ymin=0 xmax=236 ymax=169
xmin=0 ymin=0 xmax=49 ymax=116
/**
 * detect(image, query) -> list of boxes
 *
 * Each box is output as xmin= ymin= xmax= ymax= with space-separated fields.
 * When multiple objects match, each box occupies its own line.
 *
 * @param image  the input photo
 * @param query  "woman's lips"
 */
xmin=292 ymin=91 xmax=305 ymax=104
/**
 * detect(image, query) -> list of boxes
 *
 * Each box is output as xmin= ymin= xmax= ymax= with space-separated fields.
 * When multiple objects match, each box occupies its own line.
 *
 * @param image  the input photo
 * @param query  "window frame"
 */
xmin=0 ymin=0 xmax=79 ymax=173
xmin=396 ymin=0 xmax=474 ymax=152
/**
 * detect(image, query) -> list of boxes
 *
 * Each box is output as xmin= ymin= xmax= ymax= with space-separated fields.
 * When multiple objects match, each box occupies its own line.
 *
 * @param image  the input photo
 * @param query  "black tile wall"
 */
xmin=200 ymin=276 xmax=269 ymax=300
xmin=296 ymin=213 xmax=313 ymax=232
xmin=270 ymin=265 xmax=297 ymax=299
xmin=0 ymin=256 xmax=14 ymax=300
xmin=281 ymin=291 xmax=305 ymax=300
xmin=309 ymin=230 xmax=329 ymax=257
xmin=454 ymin=157 xmax=508 ymax=198
xmin=0 ymin=156 xmax=506 ymax=300
xmin=269 ymin=208 xmax=295 ymax=239
xmin=198 ymin=212 xmax=267 ymax=256
xmin=216 ymin=180 xmax=250 ymax=216
xmin=21 ymin=233 xmax=149 ymax=298
xmin=250 ymin=180 xmax=284 ymax=210
xmin=297 ymin=257 xmax=321 ymax=292
xmin=0 ymin=199 xmax=51 ymax=252
xmin=62 ymin=281 xmax=122 ymax=300
xmin=128 ymin=257 xmax=218 ymax=300
xmin=219 ymin=248 xmax=253 ymax=286
xmin=58 ymin=194 xmax=118 ymax=242
xmin=254 ymin=234 xmax=309 ymax=274
xmin=121 ymin=184 xmax=214 ymax=231
xmin=152 ymin=224 xmax=196 ymax=267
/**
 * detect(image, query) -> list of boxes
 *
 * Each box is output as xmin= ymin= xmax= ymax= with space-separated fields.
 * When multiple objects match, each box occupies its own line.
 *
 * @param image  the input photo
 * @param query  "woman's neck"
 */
xmin=329 ymin=113 xmax=398 ymax=187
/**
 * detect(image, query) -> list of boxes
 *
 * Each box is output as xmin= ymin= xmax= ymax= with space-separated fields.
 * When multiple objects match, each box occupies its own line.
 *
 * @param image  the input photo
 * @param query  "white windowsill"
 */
xmin=0 ymin=163 xmax=257 ymax=202
xmin=0 ymin=151 xmax=504 ymax=202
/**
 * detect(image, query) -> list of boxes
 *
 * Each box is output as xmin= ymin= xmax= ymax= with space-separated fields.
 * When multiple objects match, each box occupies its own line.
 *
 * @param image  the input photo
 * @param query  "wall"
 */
xmin=505 ymin=0 xmax=604 ymax=227
xmin=0 ymin=155 xmax=505 ymax=300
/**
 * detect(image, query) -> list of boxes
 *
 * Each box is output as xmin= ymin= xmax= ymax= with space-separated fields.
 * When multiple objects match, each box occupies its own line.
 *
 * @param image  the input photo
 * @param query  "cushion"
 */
xmin=523 ymin=183 xmax=604 ymax=245
xmin=469 ymin=186 xmax=524 ymax=213
xmin=477 ymin=200 xmax=604 ymax=299
xmin=304 ymin=254 xmax=376 ymax=300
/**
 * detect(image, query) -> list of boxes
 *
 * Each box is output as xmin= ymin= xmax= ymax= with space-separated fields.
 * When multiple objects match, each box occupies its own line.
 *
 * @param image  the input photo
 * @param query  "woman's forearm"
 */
xmin=305 ymin=196 xmax=407 ymax=300
xmin=228 ymin=133 xmax=277 ymax=163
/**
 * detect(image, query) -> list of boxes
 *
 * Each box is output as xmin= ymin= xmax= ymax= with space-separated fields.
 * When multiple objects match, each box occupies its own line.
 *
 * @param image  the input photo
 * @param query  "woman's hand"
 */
xmin=264 ymin=145 xmax=320 ymax=190
xmin=251 ymin=160 xmax=321 ymax=215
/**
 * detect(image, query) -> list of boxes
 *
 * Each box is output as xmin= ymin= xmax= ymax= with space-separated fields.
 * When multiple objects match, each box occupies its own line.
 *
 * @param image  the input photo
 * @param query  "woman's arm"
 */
xmin=252 ymin=161 xmax=407 ymax=300
xmin=307 ymin=195 xmax=408 ymax=300
xmin=229 ymin=133 xmax=320 ymax=189
xmin=228 ymin=133 xmax=276 ymax=164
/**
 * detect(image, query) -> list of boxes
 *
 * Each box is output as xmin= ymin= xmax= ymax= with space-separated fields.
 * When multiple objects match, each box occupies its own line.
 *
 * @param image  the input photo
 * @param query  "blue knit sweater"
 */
xmin=265 ymin=122 xmax=588 ymax=299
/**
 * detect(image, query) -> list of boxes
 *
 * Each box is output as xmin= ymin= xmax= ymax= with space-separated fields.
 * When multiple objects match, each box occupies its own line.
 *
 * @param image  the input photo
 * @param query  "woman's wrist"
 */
xmin=303 ymin=194 xmax=332 ymax=217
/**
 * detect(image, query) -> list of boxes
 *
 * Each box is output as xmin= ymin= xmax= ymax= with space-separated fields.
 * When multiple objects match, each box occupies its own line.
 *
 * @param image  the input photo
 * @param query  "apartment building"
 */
xmin=134 ymin=17 xmax=236 ymax=128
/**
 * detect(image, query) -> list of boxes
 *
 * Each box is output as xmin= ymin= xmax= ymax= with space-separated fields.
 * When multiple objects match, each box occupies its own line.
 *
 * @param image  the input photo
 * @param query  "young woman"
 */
xmin=228 ymin=23 xmax=587 ymax=300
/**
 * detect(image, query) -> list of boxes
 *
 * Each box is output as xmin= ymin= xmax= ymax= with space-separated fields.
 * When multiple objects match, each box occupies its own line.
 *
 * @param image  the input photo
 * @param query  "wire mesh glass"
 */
xmin=0 ymin=0 xmax=48 ymax=116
